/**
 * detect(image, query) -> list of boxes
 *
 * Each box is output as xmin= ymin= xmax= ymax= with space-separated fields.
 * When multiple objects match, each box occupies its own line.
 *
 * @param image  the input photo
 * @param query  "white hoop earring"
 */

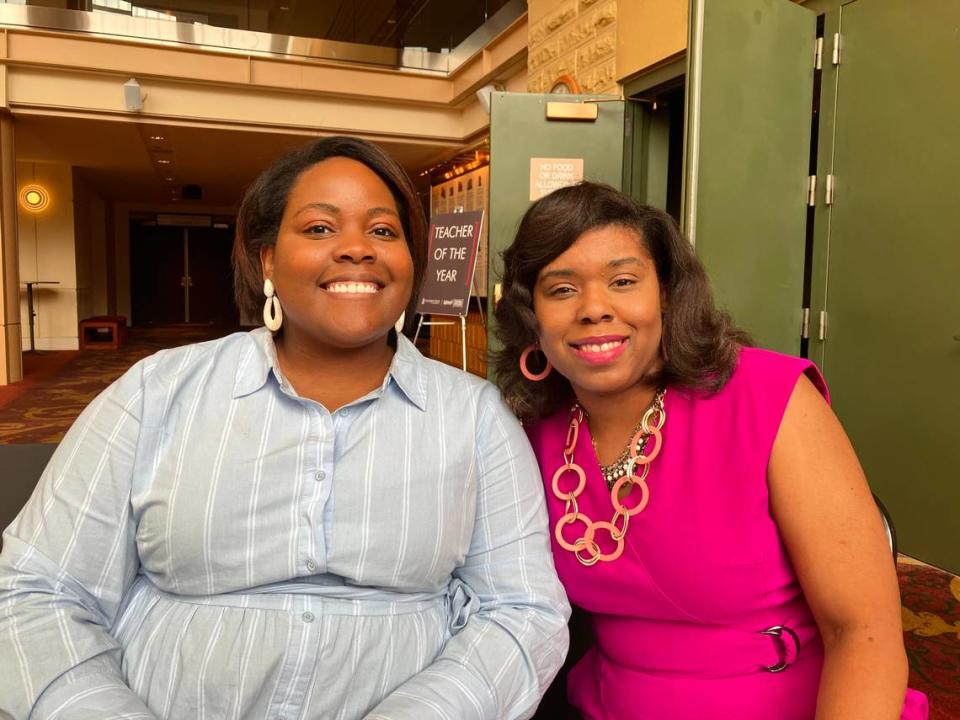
xmin=395 ymin=310 xmax=406 ymax=335
xmin=263 ymin=278 xmax=283 ymax=332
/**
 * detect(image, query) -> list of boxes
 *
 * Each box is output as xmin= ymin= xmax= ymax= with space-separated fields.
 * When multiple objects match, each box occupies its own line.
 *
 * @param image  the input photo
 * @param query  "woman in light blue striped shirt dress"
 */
xmin=0 ymin=137 xmax=570 ymax=719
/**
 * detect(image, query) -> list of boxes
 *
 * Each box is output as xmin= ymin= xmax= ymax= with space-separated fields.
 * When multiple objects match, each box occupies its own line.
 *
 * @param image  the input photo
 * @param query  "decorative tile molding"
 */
xmin=528 ymin=0 xmax=619 ymax=94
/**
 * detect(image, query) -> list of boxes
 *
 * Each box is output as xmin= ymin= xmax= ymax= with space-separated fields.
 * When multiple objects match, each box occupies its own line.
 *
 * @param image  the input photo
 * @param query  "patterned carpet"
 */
xmin=0 ymin=349 xmax=80 ymax=409
xmin=0 ymin=325 xmax=232 ymax=444
xmin=901 ymin=557 xmax=960 ymax=718
xmin=0 ymin=326 xmax=957 ymax=716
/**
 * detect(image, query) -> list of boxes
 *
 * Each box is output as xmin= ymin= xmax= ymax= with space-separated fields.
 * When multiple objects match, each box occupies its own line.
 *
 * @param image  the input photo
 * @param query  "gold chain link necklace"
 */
xmin=552 ymin=389 xmax=666 ymax=566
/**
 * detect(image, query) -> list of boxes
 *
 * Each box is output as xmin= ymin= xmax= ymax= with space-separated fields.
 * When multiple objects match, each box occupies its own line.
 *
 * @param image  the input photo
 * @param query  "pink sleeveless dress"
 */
xmin=526 ymin=347 xmax=927 ymax=719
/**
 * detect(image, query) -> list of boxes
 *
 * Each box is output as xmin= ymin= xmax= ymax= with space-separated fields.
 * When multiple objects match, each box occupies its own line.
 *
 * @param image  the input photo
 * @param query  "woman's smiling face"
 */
xmin=533 ymin=224 xmax=664 ymax=400
xmin=261 ymin=156 xmax=413 ymax=352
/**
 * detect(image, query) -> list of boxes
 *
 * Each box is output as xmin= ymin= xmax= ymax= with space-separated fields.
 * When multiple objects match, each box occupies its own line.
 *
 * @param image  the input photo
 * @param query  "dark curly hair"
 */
xmin=232 ymin=136 xmax=427 ymax=332
xmin=493 ymin=182 xmax=750 ymax=421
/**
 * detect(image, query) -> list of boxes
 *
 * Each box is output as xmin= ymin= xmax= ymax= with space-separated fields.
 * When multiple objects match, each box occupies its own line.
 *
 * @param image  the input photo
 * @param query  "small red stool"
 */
xmin=79 ymin=315 xmax=127 ymax=350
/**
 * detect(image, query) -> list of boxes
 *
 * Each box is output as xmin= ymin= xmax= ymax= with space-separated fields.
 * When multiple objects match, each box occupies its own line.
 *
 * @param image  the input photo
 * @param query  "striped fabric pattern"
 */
xmin=0 ymin=329 xmax=570 ymax=719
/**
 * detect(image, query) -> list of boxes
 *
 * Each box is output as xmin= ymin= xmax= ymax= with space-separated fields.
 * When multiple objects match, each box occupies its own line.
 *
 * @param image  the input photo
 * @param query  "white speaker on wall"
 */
xmin=476 ymin=83 xmax=504 ymax=116
xmin=123 ymin=78 xmax=143 ymax=112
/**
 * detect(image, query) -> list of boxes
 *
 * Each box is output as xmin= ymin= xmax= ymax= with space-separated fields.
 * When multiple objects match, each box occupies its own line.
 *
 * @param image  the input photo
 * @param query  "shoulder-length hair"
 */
xmin=493 ymin=182 xmax=750 ymax=421
xmin=232 ymin=136 xmax=427 ymax=329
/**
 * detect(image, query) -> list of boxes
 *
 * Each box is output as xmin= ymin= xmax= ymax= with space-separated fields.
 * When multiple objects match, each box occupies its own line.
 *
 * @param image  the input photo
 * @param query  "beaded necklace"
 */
xmin=552 ymin=389 xmax=666 ymax=566
xmin=594 ymin=425 xmax=650 ymax=489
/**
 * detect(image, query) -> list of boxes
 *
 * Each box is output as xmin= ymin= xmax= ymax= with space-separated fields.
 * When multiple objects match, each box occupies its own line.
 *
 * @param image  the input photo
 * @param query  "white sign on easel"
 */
xmin=412 ymin=210 xmax=485 ymax=371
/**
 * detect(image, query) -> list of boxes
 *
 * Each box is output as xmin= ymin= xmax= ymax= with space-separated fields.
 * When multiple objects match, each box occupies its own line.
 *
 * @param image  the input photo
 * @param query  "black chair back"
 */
xmin=0 ymin=444 xmax=57 ymax=548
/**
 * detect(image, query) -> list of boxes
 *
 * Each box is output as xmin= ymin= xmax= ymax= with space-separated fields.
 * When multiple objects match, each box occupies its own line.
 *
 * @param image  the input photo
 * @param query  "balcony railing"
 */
xmin=0 ymin=0 xmax=524 ymax=74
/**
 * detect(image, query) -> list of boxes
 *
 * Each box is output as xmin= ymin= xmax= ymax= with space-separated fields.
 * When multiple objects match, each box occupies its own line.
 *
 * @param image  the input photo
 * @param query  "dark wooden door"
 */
xmin=130 ymin=222 xmax=185 ymax=325
xmin=187 ymin=225 xmax=237 ymax=325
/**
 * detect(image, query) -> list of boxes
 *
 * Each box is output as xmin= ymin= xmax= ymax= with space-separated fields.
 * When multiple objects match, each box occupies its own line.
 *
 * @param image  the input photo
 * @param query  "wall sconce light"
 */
xmin=123 ymin=78 xmax=144 ymax=111
xmin=19 ymin=184 xmax=50 ymax=212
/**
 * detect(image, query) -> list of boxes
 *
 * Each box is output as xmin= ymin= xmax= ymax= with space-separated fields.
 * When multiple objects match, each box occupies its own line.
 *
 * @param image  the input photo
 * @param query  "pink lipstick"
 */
xmin=569 ymin=336 xmax=628 ymax=365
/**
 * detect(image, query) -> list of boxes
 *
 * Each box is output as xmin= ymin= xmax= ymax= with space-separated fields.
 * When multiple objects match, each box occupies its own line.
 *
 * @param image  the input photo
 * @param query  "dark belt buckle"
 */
xmin=760 ymin=625 xmax=801 ymax=673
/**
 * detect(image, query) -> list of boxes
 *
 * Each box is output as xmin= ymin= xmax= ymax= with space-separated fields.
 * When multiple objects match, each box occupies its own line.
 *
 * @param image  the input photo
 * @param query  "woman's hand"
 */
xmin=769 ymin=375 xmax=908 ymax=720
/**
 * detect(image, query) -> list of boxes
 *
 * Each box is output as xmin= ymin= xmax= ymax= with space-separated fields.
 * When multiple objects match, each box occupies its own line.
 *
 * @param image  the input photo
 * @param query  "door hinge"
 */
xmin=818 ymin=310 xmax=828 ymax=341
xmin=832 ymin=33 xmax=842 ymax=65
xmin=814 ymin=37 xmax=824 ymax=70
xmin=801 ymin=308 xmax=810 ymax=339
xmin=807 ymin=175 xmax=817 ymax=207
xmin=824 ymin=174 xmax=835 ymax=205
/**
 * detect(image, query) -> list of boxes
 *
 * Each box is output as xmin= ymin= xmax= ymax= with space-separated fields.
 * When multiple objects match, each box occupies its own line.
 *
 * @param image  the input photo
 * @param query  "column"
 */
xmin=0 ymin=110 xmax=23 ymax=385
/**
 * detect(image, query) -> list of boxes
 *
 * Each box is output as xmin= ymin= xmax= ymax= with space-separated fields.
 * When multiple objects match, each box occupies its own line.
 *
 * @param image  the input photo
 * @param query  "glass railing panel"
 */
xmin=0 ymin=0 xmax=524 ymax=72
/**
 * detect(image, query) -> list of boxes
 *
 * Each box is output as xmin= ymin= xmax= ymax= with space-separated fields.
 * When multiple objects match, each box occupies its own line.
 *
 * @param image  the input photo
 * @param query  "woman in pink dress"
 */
xmin=494 ymin=183 xmax=927 ymax=719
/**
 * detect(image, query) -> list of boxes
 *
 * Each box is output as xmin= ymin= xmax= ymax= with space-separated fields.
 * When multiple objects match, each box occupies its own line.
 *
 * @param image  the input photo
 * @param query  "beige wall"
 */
xmin=527 ymin=0 xmax=619 ymax=95
xmin=616 ymin=0 xmax=687 ymax=82
xmin=17 ymin=161 xmax=79 ymax=350
xmin=2 ymin=21 xmax=526 ymax=144
xmin=72 ymin=170 xmax=109 ymax=321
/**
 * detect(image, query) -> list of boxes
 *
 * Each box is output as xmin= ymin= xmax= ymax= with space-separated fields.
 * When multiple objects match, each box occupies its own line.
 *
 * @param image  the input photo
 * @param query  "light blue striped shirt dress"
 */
xmin=0 ymin=328 xmax=570 ymax=719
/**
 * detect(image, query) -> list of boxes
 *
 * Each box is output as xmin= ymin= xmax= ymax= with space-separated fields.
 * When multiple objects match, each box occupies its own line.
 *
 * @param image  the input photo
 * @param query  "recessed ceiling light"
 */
xmin=165 ymin=177 xmax=176 ymax=181
xmin=157 ymin=159 xmax=172 ymax=165
xmin=149 ymin=135 xmax=165 ymax=141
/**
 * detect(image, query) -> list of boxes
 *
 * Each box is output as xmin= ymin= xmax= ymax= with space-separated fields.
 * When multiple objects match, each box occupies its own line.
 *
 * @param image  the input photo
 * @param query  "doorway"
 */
xmin=129 ymin=217 xmax=237 ymax=326
xmin=624 ymin=76 xmax=686 ymax=223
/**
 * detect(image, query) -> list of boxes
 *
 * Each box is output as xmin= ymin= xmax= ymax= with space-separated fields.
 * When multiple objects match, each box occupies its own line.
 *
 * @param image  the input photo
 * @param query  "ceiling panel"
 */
xmin=14 ymin=114 xmax=456 ymax=206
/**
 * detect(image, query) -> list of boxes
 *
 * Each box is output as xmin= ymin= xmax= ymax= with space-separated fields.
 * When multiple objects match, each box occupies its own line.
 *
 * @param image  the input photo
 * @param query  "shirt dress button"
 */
xmin=305 ymin=559 xmax=318 ymax=573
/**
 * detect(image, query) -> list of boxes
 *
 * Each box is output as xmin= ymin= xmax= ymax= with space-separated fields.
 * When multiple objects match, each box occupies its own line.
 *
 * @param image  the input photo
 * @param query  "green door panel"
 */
xmin=487 ymin=92 xmax=625 ymax=369
xmin=684 ymin=0 xmax=816 ymax=354
xmin=624 ymin=102 xmax=672 ymax=211
xmin=811 ymin=0 xmax=960 ymax=571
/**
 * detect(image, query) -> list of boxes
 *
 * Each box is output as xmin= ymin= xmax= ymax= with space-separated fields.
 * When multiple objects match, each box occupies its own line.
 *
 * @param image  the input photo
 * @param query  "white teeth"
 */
xmin=579 ymin=340 xmax=623 ymax=353
xmin=326 ymin=282 xmax=379 ymax=294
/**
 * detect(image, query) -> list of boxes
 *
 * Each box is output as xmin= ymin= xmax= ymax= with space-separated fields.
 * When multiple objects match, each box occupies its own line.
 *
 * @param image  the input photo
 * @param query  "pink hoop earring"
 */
xmin=520 ymin=344 xmax=552 ymax=382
